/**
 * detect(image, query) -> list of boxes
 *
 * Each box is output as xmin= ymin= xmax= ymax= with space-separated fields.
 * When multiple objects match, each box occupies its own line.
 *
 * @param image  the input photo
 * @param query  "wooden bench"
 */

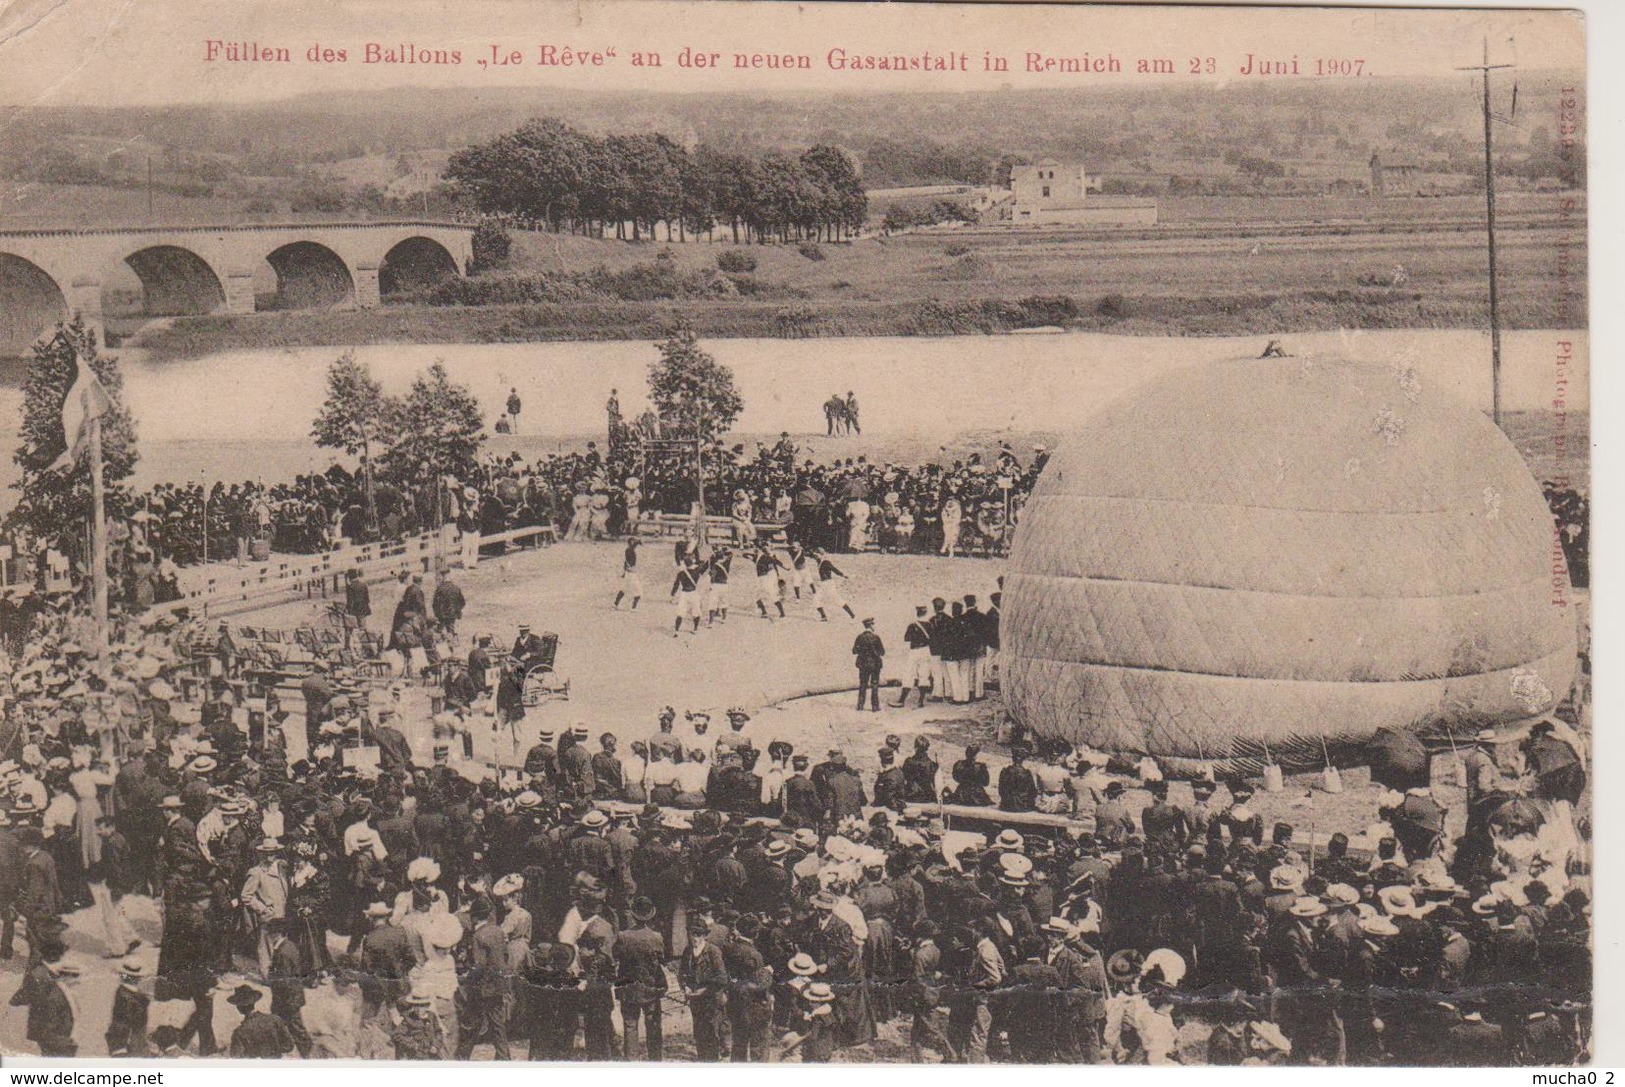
xmin=635 ymin=514 xmax=788 ymax=544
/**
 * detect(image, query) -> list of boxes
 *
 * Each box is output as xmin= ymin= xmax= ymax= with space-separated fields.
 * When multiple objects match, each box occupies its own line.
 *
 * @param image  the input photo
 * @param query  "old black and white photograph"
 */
xmin=0 ymin=0 xmax=1601 ymax=1069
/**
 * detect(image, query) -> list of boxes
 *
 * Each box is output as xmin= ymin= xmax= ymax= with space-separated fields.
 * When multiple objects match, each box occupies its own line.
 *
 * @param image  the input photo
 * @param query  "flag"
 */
xmin=49 ymin=355 xmax=112 ymax=473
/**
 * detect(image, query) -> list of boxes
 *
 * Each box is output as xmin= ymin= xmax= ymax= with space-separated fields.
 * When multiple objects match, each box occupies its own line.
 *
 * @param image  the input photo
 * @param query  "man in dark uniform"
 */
xmin=853 ymin=617 xmax=885 ymax=712
xmin=614 ymin=897 xmax=668 ymax=1059
xmin=344 ymin=569 xmax=371 ymax=644
xmin=613 ymin=538 xmax=643 ymax=611
xmin=902 ymin=736 xmax=940 ymax=804
xmin=432 ymin=571 xmax=466 ymax=642
xmin=949 ymin=743 xmax=993 ymax=806
xmin=1141 ymin=781 xmax=1192 ymax=853
xmin=467 ymin=634 xmax=496 ymax=702
xmin=503 ymin=387 xmax=522 ymax=432
xmin=997 ymin=745 xmax=1040 ymax=813
xmin=783 ymin=755 xmax=822 ymax=826
xmin=669 ymin=559 xmax=703 ymax=636
xmin=399 ymin=573 xmax=428 ymax=619
xmin=925 ymin=597 xmax=950 ymax=702
xmin=592 ymin=733 xmax=625 ymax=800
xmin=750 ymin=546 xmax=788 ymax=620
xmin=873 ymin=748 xmax=907 ymax=811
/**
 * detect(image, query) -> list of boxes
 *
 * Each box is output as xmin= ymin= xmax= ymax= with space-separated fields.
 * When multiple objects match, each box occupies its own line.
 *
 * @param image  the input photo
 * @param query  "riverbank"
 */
xmin=116 ymin=207 xmax=1584 ymax=361
xmin=129 ymin=285 xmax=1562 ymax=362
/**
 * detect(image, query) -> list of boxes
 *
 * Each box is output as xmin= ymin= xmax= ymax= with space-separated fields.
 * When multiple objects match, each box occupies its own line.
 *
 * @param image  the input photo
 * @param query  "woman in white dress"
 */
xmin=940 ymin=495 xmax=964 ymax=557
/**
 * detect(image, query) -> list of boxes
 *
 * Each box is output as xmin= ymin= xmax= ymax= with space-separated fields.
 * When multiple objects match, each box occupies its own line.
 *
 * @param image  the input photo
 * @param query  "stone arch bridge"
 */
xmin=0 ymin=221 xmax=474 ymax=355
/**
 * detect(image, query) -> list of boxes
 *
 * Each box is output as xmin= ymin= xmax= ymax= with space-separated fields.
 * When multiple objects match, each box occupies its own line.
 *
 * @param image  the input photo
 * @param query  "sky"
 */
xmin=0 ymin=0 xmax=1586 ymax=108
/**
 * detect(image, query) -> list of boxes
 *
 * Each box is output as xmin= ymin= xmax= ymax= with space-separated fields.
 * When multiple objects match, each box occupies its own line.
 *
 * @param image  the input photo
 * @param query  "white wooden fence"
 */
xmin=146 ymin=523 xmax=556 ymax=621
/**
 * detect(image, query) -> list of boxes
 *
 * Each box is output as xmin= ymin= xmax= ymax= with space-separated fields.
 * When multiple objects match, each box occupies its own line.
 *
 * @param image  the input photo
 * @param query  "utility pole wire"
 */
xmin=1457 ymin=37 xmax=1514 ymax=430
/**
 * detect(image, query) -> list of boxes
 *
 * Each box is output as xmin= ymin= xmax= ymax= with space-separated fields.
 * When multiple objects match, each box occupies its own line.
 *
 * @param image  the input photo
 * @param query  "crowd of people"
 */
xmin=1543 ymin=482 xmax=1589 ymax=588
xmin=0 ymin=630 xmax=1592 ymax=1063
xmin=6 ymin=394 xmax=1585 ymax=621
xmin=3 ymin=430 xmax=1045 ymax=616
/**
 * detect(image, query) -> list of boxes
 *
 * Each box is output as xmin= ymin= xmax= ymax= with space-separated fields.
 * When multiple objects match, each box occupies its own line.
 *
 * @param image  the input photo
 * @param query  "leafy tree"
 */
xmin=311 ymin=350 xmax=392 ymax=518
xmin=384 ymin=361 xmax=485 ymax=486
xmin=8 ymin=317 xmax=139 ymax=555
xmin=647 ymin=327 xmax=742 ymax=513
xmin=470 ymin=220 xmax=512 ymax=275
xmin=800 ymin=145 xmax=867 ymax=240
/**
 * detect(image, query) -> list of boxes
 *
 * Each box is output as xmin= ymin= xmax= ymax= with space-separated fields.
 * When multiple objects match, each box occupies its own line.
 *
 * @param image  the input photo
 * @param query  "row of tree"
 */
xmin=444 ymin=118 xmax=868 ymax=245
xmin=312 ymin=352 xmax=486 ymax=515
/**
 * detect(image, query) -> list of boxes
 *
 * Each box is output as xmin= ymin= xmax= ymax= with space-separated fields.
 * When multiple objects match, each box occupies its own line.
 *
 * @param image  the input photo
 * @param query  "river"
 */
xmin=0 ymin=327 xmax=1587 ymax=489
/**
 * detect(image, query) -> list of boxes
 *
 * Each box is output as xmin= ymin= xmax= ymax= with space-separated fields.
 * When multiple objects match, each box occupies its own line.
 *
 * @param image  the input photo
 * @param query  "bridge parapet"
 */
xmin=0 ymin=221 xmax=473 ymax=354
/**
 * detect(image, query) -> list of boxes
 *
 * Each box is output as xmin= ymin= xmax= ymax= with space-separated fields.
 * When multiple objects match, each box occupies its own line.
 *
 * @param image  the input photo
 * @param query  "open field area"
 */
xmin=127 ymin=203 xmax=1585 ymax=360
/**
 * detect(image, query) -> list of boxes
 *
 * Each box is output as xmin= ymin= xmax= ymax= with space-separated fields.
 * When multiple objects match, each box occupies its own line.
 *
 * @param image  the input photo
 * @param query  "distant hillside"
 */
xmin=0 ymin=74 xmax=1585 ymax=227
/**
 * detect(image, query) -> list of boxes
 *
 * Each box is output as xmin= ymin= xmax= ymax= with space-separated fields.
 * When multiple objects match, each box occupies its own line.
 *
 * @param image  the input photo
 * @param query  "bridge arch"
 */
xmin=379 ymin=235 xmax=460 ymax=296
xmin=122 ymin=245 xmax=227 ymax=316
xmin=264 ymin=240 xmax=355 ymax=310
xmin=0 ymin=253 xmax=69 ymax=357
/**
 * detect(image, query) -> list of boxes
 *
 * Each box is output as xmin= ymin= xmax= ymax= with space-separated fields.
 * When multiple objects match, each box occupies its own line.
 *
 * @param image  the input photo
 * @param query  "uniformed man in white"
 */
xmin=894 ymin=605 xmax=934 ymax=708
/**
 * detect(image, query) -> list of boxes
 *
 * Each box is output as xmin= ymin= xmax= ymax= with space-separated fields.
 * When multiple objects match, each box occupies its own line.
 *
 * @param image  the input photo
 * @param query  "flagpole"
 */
xmin=88 ymin=412 xmax=109 ymax=662
xmin=87 ymin=410 xmax=117 ymax=764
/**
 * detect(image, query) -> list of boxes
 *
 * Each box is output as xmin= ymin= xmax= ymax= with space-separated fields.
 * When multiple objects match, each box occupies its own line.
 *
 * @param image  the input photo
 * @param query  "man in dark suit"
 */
xmin=266 ymin=920 xmax=313 ymax=1057
xmin=782 ymin=756 xmax=822 ymax=826
xmin=723 ymin=915 xmax=774 ymax=1061
xmin=679 ymin=901 xmax=730 ymax=1060
xmin=226 ymin=985 xmax=295 ymax=1058
xmin=344 ymin=569 xmax=371 ymax=641
xmin=456 ymin=897 xmax=512 ymax=1059
xmin=10 ymin=946 xmax=78 ymax=1056
xmin=1043 ymin=919 xmax=1109 ymax=1062
xmin=852 ymin=618 xmax=885 ymax=712
xmin=997 ymin=745 xmax=1039 ymax=813
xmin=358 ymin=902 xmax=415 ymax=1025
xmin=949 ymin=744 xmax=993 ymax=806
xmin=614 ymin=897 xmax=668 ymax=1060
xmin=592 ymin=733 xmax=626 ymax=800
xmin=16 ymin=827 xmax=60 ymax=960
xmin=106 ymin=957 xmax=153 ymax=1057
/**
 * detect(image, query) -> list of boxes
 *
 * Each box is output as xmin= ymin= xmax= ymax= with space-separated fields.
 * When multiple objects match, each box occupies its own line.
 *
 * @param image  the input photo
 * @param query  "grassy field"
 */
xmin=4 ymin=184 xmax=1583 ymax=359
xmin=133 ymin=214 xmax=1584 ymax=360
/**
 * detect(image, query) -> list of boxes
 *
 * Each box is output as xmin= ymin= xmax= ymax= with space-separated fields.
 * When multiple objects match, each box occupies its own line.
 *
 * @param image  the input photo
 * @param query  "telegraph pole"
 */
xmin=1459 ymin=38 xmax=1513 ymax=429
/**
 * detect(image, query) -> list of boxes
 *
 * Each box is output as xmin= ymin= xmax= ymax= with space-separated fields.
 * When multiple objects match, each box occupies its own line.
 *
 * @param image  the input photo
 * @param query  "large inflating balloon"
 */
xmin=1003 ymin=354 xmax=1576 ymax=769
